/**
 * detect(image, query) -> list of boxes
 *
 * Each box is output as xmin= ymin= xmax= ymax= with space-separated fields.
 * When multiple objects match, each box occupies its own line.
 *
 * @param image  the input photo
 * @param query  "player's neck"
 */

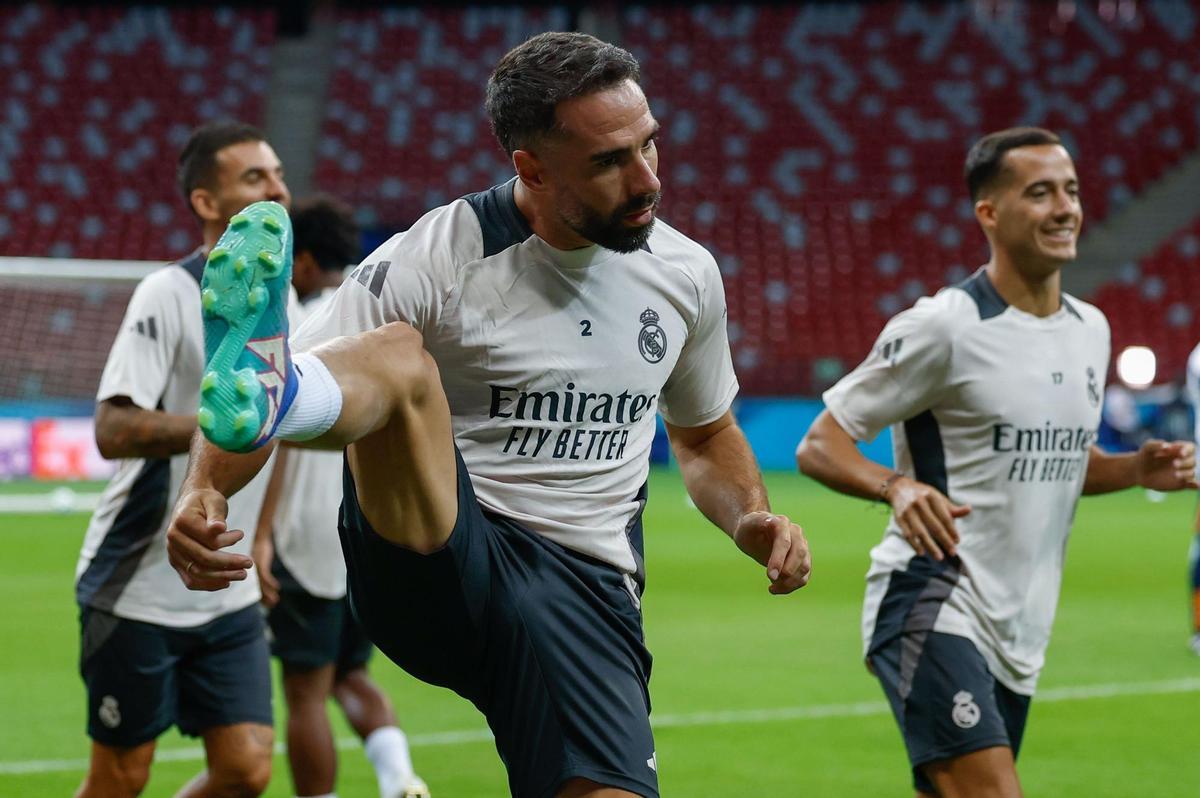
xmin=201 ymin=224 xmax=223 ymax=254
xmin=985 ymin=257 xmax=1062 ymax=318
xmin=512 ymin=179 xmax=592 ymax=251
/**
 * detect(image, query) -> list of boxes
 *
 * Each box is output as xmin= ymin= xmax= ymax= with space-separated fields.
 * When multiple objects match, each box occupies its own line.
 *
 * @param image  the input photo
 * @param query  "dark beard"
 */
xmin=562 ymin=192 xmax=661 ymax=253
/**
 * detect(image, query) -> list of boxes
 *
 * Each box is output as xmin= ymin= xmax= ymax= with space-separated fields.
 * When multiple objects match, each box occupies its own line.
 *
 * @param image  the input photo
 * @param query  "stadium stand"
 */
xmin=6 ymin=2 xmax=1200 ymax=399
xmin=1093 ymin=216 xmax=1200 ymax=382
xmin=312 ymin=7 xmax=570 ymax=227
xmin=0 ymin=4 xmax=275 ymax=261
xmin=617 ymin=3 xmax=1200 ymax=392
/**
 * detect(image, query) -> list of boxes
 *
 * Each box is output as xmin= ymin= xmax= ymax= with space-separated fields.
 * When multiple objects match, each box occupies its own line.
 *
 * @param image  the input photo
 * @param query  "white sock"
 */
xmin=364 ymin=726 xmax=417 ymax=797
xmin=276 ymin=352 xmax=343 ymax=441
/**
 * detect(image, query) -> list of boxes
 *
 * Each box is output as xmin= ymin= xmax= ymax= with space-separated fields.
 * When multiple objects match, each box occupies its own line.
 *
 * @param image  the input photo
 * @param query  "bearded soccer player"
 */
xmin=166 ymin=33 xmax=811 ymax=798
xmin=797 ymin=127 xmax=1197 ymax=797
xmin=75 ymin=122 xmax=287 ymax=798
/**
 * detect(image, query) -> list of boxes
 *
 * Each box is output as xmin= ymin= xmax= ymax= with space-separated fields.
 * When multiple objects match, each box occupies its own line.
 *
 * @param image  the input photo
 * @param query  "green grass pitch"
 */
xmin=2 ymin=471 xmax=1197 ymax=795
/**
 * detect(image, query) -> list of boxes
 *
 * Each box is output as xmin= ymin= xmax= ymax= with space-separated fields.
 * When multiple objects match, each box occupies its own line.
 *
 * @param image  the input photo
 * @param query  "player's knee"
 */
xmin=371 ymin=322 xmax=440 ymax=404
xmin=208 ymin=745 xmax=272 ymax=797
xmin=82 ymin=745 xmax=153 ymax=797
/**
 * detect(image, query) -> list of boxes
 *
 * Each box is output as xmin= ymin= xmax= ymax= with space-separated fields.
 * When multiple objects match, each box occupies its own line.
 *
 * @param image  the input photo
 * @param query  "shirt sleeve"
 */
xmin=822 ymin=295 xmax=954 ymax=442
xmin=96 ymin=272 xmax=179 ymax=410
xmin=290 ymin=202 xmax=480 ymax=353
xmin=658 ymin=253 xmax=739 ymax=427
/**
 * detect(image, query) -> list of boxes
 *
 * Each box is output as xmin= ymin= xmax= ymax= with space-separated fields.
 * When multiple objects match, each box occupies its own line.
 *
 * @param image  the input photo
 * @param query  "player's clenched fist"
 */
xmin=732 ymin=511 xmax=812 ymax=594
xmin=167 ymin=488 xmax=253 ymax=591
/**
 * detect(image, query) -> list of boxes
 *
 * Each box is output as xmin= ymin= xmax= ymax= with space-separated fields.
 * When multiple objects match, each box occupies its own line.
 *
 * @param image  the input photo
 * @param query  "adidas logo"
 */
xmin=348 ymin=260 xmax=391 ymax=298
xmin=130 ymin=316 xmax=158 ymax=340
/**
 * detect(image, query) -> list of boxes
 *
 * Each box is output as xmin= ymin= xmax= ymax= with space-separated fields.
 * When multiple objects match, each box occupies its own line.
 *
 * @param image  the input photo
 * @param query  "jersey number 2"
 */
xmin=579 ymin=320 xmax=592 ymax=337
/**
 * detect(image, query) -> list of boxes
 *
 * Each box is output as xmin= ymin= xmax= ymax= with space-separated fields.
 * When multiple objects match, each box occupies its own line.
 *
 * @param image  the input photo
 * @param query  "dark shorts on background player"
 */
xmin=339 ymin=448 xmax=659 ymax=798
xmin=267 ymin=553 xmax=373 ymax=674
xmin=869 ymin=631 xmax=1031 ymax=793
xmin=79 ymin=603 xmax=272 ymax=748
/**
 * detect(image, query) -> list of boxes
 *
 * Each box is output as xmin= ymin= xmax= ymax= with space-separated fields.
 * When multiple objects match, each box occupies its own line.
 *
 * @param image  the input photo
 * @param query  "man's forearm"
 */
xmin=95 ymin=402 xmax=196 ymax=459
xmin=181 ymin=432 xmax=275 ymax=498
xmin=1082 ymin=446 xmax=1138 ymax=495
xmin=672 ymin=423 xmax=769 ymax=536
xmin=796 ymin=410 xmax=894 ymax=501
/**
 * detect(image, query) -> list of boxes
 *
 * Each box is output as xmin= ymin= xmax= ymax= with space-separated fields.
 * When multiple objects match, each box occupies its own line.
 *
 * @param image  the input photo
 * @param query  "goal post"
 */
xmin=0 ymin=256 xmax=160 ymax=484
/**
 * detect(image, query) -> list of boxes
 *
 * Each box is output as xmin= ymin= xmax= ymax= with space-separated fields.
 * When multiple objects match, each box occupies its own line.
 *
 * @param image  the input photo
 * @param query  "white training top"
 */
xmin=76 ymin=251 xmax=274 ymax=628
xmin=273 ymin=288 xmax=348 ymax=599
xmin=823 ymin=268 xmax=1110 ymax=695
xmin=1187 ymin=342 xmax=1200 ymax=447
xmin=292 ymin=179 xmax=738 ymax=581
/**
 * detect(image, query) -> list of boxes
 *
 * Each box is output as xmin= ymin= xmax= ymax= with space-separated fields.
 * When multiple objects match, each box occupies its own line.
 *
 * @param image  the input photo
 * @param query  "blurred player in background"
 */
xmin=253 ymin=194 xmax=428 ymax=798
xmin=168 ymin=32 xmax=810 ymax=798
xmin=1186 ymin=342 xmax=1200 ymax=655
xmin=74 ymin=122 xmax=287 ymax=797
xmin=798 ymin=127 xmax=1197 ymax=798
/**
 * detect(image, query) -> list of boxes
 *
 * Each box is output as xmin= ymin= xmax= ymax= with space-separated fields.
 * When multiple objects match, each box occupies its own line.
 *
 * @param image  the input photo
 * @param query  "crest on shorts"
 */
xmin=638 ymin=308 xmax=668 ymax=364
xmin=951 ymin=690 xmax=981 ymax=729
xmin=1086 ymin=367 xmax=1100 ymax=407
xmin=99 ymin=695 xmax=121 ymax=729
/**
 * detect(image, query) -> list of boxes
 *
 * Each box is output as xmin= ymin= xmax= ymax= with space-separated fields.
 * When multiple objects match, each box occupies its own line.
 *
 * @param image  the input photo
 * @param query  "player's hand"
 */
xmin=167 ymin=487 xmax=253 ymax=591
xmin=732 ymin=511 xmax=811 ymax=595
xmin=1135 ymin=440 xmax=1199 ymax=491
xmin=888 ymin=476 xmax=970 ymax=561
xmin=252 ymin=536 xmax=280 ymax=608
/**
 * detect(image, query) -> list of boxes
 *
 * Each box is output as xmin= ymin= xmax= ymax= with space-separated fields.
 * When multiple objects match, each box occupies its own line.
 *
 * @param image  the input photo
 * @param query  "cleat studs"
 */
xmin=248 ymin=286 xmax=268 ymax=309
xmin=197 ymin=407 xmax=215 ymax=431
xmin=230 ymin=214 xmax=250 ymax=229
xmin=257 ymin=251 xmax=281 ymax=274
xmin=200 ymin=372 xmax=218 ymax=394
xmin=233 ymin=409 xmax=257 ymax=432
xmin=263 ymin=216 xmax=282 ymax=234
xmin=207 ymin=247 xmax=229 ymax=264
xmin=235 ymin=371 xmax=261 ymax=398
xmin=201 ymin=288 xmax=217 ymax=311
xmin=234 ymin=257 xmax=248 ymax=276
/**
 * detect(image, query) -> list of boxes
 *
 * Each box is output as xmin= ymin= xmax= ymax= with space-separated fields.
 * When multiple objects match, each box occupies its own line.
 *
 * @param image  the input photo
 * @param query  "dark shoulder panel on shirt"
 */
xmin=175 ymin=248 xmax=207 ymax=286
xmin=953 ymin=268 xmax=1007 ymax=321
xmin=461 ymin=178 xmax=534 ymax=258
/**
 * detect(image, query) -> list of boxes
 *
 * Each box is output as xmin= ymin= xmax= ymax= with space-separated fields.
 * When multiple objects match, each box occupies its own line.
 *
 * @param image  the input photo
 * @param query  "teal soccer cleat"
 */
xmin=197 ymin=200 xmax=298 ymax=453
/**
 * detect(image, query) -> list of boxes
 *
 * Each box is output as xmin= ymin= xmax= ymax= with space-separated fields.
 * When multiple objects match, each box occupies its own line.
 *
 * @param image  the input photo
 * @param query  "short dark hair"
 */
xmin=964 ymin=127 xmax=1063 ymax=200
xmin=291 ymin=194 xmax=360 ymax=273
xmin=485 ymin=31 xmax=641 ymax=156
xmin=177 ymin=121 xmax=266 ymax=207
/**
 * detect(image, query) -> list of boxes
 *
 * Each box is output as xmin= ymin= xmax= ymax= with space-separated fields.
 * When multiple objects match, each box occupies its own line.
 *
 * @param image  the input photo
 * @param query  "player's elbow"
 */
xmin=94 ymin=418 xmax=130 ymax=460
xmin=94 ymin=400 xmax=135 ymax=459
xmin=795 ymin=434 xmax=820 ymax=476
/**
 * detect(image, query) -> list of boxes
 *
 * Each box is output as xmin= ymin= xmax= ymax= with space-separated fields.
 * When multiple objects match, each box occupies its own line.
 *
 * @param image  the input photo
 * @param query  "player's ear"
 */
xmin=189 ymin=188 xmax=222 ymax=223
xmin=513 ymin=149 xmax=548 ymax=194
xmin=974 ymin=197 xmax=997 ymax=234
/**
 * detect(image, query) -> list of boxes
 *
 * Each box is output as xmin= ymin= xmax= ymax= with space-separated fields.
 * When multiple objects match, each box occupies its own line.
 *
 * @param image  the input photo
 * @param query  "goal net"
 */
xmin=0 ymin=256 xmax=159 ymax=486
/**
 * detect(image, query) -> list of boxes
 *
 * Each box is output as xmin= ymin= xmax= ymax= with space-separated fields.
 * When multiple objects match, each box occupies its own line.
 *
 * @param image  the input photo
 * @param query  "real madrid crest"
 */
xmin=638 ymin=308 xmax=667 ymax=364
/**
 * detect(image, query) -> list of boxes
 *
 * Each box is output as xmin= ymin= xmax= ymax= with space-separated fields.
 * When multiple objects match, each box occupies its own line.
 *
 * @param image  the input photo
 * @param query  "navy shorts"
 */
xmin=79 ymin=604 xmax=272 ymax=748
xmin=267 ymin=554 xmax=373 ymax=674
xmin=868 ymin=631 xmax=1031 ymax=793
xmin=339 ymin=449 xmax=658 ymax=798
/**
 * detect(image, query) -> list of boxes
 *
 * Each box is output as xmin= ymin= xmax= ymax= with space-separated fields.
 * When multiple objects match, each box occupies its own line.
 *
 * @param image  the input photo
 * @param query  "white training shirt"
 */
xmin=1187 ymin=342 xmax=1200 ymax=447
xmin=823 ymin=268 xmax=1110 ymax=695
xmin=273 ymin=287 xmax=348 ymax=599
xmin=292 ymin=179 xmax=738 ymax=581
xmin=76 ymin=251 xmax=274 ymax=628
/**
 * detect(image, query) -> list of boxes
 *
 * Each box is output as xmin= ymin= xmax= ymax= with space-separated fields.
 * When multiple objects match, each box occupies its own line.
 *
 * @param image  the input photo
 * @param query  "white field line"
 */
xmin=3 ymin=676 xmax=1198 ymax=776
xmin=0 ymin=492 xmax=103 ymax=514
